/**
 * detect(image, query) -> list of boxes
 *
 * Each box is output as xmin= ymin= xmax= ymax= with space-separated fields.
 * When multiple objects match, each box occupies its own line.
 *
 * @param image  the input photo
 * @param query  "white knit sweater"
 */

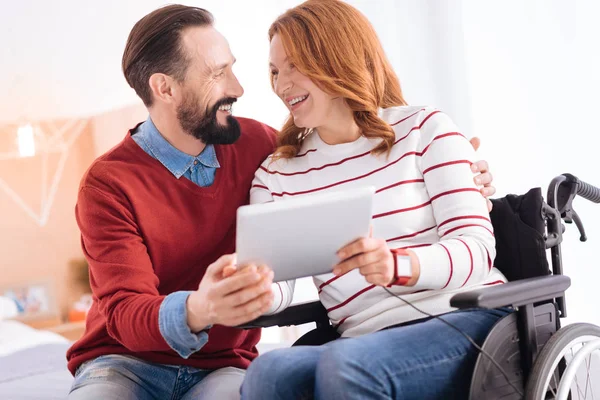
xmin=253 ymin=106 xmax=506 ymax=337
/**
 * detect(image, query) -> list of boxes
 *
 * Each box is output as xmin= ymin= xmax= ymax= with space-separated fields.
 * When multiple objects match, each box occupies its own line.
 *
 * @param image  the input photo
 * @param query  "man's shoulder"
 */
xmin=80 ymin=134 xmax=145 ymax=193
xmin=237 ymin=117 xmax=277 ymax=142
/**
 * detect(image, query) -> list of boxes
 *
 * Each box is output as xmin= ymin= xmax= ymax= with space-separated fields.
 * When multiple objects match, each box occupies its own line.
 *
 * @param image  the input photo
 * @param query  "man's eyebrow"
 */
xmin=214 ymin=58 xmax=236 ymax=71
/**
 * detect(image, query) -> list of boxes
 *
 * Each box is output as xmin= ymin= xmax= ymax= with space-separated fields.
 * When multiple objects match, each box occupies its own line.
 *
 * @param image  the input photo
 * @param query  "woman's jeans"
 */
xmin=241 ymin=307 xmax=511 ymax=400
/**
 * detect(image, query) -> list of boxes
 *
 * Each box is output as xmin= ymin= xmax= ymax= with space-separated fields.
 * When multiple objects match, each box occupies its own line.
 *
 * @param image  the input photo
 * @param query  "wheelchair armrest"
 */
xmin=450 ymin=275 xmax=571 ymax=309
xmin=237 ymin=301 xmax=328 ymax=329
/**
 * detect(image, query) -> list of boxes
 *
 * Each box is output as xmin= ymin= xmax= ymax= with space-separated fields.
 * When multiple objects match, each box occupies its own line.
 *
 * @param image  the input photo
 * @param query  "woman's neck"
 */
xmin=316 ymin=105 xmax=361 ymax=145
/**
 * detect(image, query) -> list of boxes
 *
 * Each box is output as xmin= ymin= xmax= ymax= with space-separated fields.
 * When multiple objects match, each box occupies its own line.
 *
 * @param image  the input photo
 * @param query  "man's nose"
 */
xmin=227 ymin=74 xmax=244 ymax=99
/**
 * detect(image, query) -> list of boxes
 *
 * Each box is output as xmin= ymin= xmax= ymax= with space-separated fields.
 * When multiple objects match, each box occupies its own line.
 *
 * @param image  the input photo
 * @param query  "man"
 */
xmin=67 ymin=5 xmax=495 ymax=399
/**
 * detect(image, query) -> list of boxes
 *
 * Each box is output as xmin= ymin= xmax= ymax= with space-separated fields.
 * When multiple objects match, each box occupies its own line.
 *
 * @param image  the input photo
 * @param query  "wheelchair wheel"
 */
xmin=526 ymin=323 xmax=600 ymax=400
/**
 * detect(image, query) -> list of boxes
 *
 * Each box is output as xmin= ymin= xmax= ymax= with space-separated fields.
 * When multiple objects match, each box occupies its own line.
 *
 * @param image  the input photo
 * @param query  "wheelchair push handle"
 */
xmin=547 ymin=174 xmax=599 ymax=243
xmin=576 ymin=179 xmax=600 ymax=203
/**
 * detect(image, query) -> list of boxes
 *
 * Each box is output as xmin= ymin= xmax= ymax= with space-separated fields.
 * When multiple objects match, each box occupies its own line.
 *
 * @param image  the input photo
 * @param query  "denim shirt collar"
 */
xmin=136 ymin=117 xmax=220 ymax=178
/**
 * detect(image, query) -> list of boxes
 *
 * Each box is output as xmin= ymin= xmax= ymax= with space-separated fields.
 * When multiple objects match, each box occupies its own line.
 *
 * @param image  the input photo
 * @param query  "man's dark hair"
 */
xmin=122 ymin=5 xmax=214 ymax=107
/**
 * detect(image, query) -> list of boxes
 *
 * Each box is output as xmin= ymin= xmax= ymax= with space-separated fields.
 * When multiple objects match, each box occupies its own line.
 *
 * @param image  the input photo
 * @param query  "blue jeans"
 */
xmin=68 ymin=354 xmax=245 ymax=400
xmin=241 ymin=308 xmax=511 ymax=400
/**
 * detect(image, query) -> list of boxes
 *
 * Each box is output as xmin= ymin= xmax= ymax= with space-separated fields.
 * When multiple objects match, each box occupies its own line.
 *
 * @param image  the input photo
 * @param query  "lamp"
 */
xmin=17 ymin=124 xmax=36 ymax=157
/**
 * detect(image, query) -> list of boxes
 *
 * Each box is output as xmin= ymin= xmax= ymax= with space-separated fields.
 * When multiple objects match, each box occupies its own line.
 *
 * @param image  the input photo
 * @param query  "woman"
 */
xmin=242 ymin=1 xmax=508 ymax=399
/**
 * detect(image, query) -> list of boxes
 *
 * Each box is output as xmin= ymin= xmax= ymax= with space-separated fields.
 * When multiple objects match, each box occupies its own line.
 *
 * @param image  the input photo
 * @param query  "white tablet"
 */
xmin=236 ymin=186 xmax=376 ymax=282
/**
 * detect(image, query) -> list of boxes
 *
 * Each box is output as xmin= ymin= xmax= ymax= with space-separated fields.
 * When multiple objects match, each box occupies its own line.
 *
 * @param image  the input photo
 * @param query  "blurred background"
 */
xmin=0 ymin=0 xmax=598 ymax=345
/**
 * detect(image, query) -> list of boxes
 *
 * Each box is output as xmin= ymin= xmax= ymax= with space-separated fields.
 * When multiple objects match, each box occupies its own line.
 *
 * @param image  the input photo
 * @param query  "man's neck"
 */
xmin=149 ymin=110 xmax=206 ymax=157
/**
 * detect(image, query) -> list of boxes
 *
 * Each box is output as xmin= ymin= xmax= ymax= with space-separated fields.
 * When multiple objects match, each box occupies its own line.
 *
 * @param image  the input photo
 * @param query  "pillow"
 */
xmin=0 ymin=296 xmax=19 ymax=320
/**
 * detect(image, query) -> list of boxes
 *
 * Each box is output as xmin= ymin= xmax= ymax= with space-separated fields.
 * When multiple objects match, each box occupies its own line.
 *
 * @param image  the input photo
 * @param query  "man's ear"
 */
xmin=148 ymin=73 xmax=178 ymax=104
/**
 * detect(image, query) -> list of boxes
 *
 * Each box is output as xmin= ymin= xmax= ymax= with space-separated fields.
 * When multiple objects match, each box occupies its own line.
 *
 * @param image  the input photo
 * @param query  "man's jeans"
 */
xmin=68 ymin=354 xmax=245 ymax=400
xmin=241 ymin=308 xmax=511 ymax=400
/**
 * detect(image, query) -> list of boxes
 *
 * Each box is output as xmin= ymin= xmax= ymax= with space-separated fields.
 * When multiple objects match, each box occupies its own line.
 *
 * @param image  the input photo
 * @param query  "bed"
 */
xmin=0 ymin=318 xmax=292 ymax=400
xmin=0 ymin=319 xmax=73 ymax=399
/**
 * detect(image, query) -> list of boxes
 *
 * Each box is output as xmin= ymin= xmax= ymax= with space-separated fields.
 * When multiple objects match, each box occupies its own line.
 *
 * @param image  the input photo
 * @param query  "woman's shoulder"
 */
xmin=379 ymin=105 xmax=439 ymax=127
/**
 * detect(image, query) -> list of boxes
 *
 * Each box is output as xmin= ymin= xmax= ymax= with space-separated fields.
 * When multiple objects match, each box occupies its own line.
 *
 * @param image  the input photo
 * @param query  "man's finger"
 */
xmin=222 ymin=265 xmax=237 ymax=279
xmin=469 ymin=137 xmax=481 ymax=152
xmin=223 ymin=273 xmax=273 ymax=308
xmin=206 ymin=254 xmax=237 ymax=277
xmin=214 ymin=266 xmax=262 ymax=296
xmin=230 ymin=291 xmax=274 ymax=320
xmin=487 ymin=199 xmax=494 ymax=212
xmin=227 ymin=295 xmax=275 ymax=327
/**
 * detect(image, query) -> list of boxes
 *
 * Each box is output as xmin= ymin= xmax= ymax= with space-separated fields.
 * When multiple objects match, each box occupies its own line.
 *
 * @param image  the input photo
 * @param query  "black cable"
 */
xmin=382 ymin=287 xmax=524 ymax=397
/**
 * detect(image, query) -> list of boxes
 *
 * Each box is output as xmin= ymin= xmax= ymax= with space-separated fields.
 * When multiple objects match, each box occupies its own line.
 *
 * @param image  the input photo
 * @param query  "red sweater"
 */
xmin=66 ymin=117 xmax=276 ymax=375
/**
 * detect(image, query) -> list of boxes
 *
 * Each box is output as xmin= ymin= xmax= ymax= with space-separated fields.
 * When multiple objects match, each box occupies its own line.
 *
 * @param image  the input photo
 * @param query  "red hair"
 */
xmin=269 ymin=0 xmax=407 ymax=159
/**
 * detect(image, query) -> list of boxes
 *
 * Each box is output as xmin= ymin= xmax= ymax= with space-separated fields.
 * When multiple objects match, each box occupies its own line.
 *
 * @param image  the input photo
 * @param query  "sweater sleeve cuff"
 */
xmin=263 ymin=283 xmax=284 ymax=315
xmin=409 ymin=245 xmax=452 ymax=290
xmin=158 ymin=291 xmax=210 ymax=359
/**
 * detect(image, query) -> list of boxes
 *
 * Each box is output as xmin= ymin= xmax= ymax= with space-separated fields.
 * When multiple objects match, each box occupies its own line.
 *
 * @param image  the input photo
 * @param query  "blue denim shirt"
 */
xmin=132 ymin=117 xmax=219 ymax=358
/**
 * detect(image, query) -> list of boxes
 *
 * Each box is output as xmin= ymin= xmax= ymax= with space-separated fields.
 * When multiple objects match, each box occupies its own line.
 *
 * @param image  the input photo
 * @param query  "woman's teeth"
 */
xmin=289 ymin=95 xmax=308 ymax=106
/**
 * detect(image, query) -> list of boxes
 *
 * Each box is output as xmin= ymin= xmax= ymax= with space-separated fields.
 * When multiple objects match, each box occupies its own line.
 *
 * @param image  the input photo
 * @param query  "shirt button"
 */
xmin=194 ymin=160 xmax=199 ymax=165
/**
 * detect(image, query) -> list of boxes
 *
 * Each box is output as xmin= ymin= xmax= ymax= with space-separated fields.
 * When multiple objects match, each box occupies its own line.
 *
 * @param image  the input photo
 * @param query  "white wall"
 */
xmin=4 ymin=0 xmax=597 ymax=335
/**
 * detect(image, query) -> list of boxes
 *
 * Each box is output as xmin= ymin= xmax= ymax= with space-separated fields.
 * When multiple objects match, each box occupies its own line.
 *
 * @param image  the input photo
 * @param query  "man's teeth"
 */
xmin=218 ymin=104 xmax=232 ymax=112
xmin=289 ymin=95 xmax=308 ymax=106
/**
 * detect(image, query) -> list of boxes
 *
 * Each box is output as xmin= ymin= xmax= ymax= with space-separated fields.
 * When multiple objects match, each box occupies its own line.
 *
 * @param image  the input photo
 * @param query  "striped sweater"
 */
xmin=252 ymin=106 xmax=506 ymax=337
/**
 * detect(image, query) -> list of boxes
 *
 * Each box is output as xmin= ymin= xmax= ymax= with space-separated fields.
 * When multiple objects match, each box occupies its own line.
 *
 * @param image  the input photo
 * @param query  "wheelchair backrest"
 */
xmin=489 ymin=187 xmax=550 ymax=282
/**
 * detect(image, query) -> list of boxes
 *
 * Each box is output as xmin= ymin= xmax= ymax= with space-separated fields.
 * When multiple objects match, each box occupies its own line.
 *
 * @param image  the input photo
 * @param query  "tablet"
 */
xmin=236 ymin=186 xmax=376 ymax=282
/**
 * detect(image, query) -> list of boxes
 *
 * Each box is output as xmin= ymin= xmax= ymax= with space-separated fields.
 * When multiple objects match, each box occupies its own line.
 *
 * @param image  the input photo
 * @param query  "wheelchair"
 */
xmin=244 ymin=173 xmax=600 ymax=399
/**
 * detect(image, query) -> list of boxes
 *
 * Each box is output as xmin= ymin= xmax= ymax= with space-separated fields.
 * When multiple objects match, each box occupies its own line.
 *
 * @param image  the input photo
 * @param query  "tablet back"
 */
xmin=236 ymin=186 xmax=375 ymax=282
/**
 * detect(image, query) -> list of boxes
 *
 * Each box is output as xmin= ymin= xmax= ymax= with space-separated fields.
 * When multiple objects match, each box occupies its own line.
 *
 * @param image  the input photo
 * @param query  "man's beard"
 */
xmin=177 ymin=93 xmax=241 ymax=145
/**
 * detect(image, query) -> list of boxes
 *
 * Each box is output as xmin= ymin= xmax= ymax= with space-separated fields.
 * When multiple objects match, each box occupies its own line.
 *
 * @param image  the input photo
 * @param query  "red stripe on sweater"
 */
xmin=296 ymin=149 xmax=317 ymax=157
xmin=484 ymin=280 xmax=504 ymax=286
xmin=327 ymin=285 xmax=376 ymax=313
xmin=262 ymin=148 xmax=420 ymax=177
xmin=335 ymin=316 xmax=350 ymax=328
xmin=430 ymin=188 xmax=480 ymax=202
xmin=373 ymin=200 xmax=431 ymax=219
xmin=418 ymin=110 xmax=441 ymax=128
xmin=390 ymin=109 xmax=425 ymax=126
xmin=439 ymin=243 xmax=454 ymax=289
xmin=486 ymin=248 xmax=493 ymax=272
xmin=262 ymin=110 xmax=440 ymax=177
xmin=318 ymin=273 xmax=346 ymax=293
xmin=271 ymin=153 xmax=420 ymax=196
xmin=396 ymin=243 xmax=433 ymax=250
xmin=376 ymin=179 xmax=424 ymax=194
xmin=457 ymin=238 xmax=474 ymax=287
xmin=386 ymin=226 xmax=437 ymax=242
xmin=438 ymin=215 xmax=491 ymax=229
xmin=442 ymin=224 xmax=494 ymax=237
xmin=423 ymin=160 xmax=472 ymax=175
xmin=251 ymin=184 xmax=269 ymax=191
xmin=421 ymin=132 xmax=466 ymax=155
